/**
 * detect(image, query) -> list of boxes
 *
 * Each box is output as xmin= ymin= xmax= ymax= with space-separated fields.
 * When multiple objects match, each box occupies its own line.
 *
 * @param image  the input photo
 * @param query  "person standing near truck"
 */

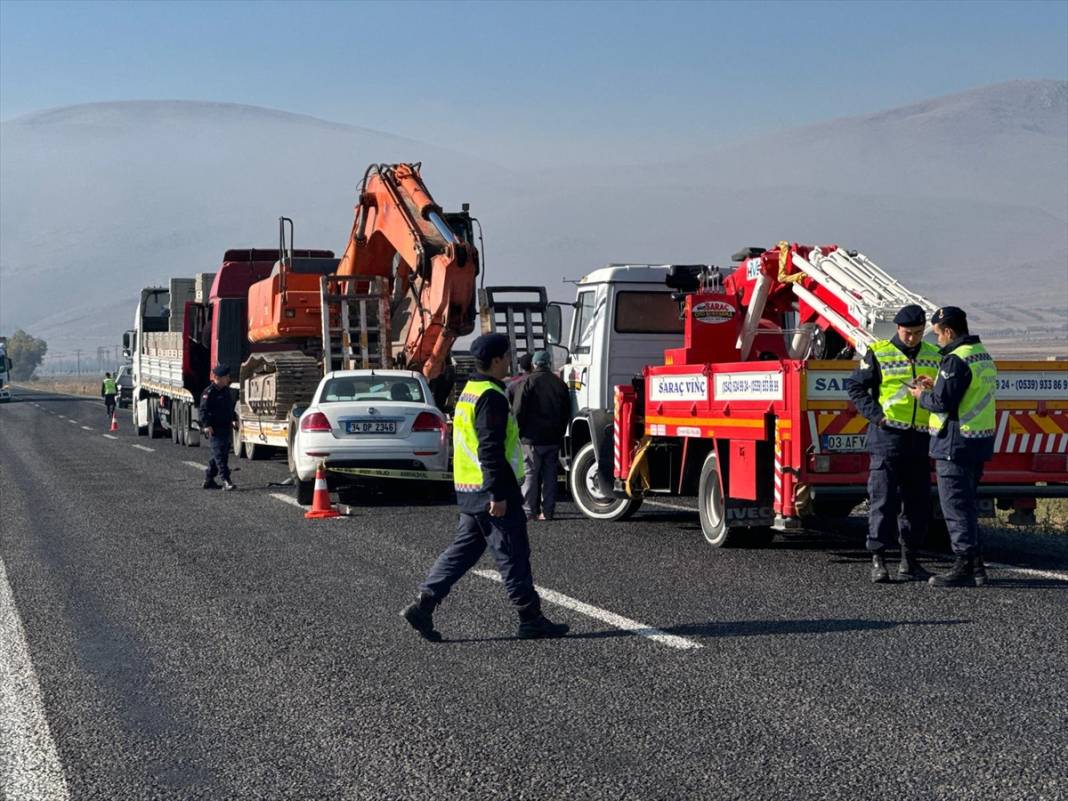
xmin=845 ymin=305 xmax=941 ymax=583
xmin=514 ymin=350 xmax=570 ymax=521
xmin=401 ymin=333 xmax=569 ymax=642
xmin=910 ymin=306 xmax=997 ymax=588
xmin=101 ymin=372 xmax=118 ymax=418
xmin=199 ymin=364 xmax=238 ymax=491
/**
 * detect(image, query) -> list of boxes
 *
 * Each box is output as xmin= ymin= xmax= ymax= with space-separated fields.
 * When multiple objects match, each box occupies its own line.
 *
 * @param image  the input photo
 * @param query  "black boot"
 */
xmin=517 ymin=604 xmax=569 ymax=639
xmin=897 ymin=548 xmax=931 ymax=581
xmin=401 ymin=592 xmax=442 ymax=642
xmin=871 ymin=553 xmax=891 ymax=584
xmin=928 ymin=555 xmax=976 ymax=587
xmin=973 ymin=550 xmax=988 ymax=587
xmin=203 ymin=478 xmax=220 ymax=490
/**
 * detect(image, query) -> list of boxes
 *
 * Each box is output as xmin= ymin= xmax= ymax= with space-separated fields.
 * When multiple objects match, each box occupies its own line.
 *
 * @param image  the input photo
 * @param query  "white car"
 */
xmin=292 ymin=369 xmax=449 ymax=504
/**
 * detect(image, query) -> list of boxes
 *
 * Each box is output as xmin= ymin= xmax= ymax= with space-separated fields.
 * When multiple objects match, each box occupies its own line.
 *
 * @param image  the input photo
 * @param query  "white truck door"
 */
xmin=564 ymin=287 xmax=603 ymax=413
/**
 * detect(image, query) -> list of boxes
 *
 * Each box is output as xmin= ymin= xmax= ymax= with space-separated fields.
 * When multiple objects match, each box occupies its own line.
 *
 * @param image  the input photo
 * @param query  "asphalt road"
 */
xmin=2 ymin=387 xmax=1066 ymax=801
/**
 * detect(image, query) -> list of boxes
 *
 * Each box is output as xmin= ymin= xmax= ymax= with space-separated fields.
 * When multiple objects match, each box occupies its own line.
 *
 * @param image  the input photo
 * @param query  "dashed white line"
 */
xmin=269 ymin=492 xmax=303 ymax=508
xmin=130 ymin=444 xmax=154 ymax=453
xmin=80 ymin=426 xmax=93 ymax=431
xmin=473 ymin=569 xmax=701 ymax=650
xmin=183 ymin=461 xmax=208 ymax=470
xmin=102 ymin=434 xmax=118 ymax=441
xmin=66 ymin=420 xmax=78 ymax=425
xmin=987 ymin=562 xmax=1068 ymax=583
xmin=0 ymin=557 xmax=71 ymax=800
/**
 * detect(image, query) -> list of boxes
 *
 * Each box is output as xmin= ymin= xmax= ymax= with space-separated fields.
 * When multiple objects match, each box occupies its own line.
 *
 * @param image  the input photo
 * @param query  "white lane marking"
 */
xmin=986 ymin=562 xmax=1068 ymax=582
xmin=130 ymin=445 xmax=154 ymax=453
xmin=269 ymin=492 xmax=303 ymax=508
xmin=102 ymin=434 xmax=118 ymax=441
xmin=66 ymin=420 xmax=78 ymax=425
xmin=80 ymin=426 xmax=93 ymax=432
xmin=643 ymin=499 xmax=696 ymax=512
xmin=183 ymin=461 xmax=208 ymax=470
xmin=0 ymin=558 xmax=71 ymax=800
xmin=473 ymin=569 xmax=701 ymax=650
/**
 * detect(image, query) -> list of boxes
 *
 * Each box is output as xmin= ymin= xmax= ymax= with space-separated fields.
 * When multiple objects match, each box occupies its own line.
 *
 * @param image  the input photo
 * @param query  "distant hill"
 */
xmin=1 ymin=82 xmax=1065 ymax=357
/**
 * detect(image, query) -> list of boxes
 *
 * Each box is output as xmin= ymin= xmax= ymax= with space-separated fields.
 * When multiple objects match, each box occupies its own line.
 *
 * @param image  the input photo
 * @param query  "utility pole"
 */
xmin=74 ymin=349 xmax=82 ymax=376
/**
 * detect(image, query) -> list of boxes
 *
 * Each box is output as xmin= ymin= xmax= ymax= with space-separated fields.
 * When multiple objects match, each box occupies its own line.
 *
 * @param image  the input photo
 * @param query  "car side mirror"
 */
xmin=546 ymin=303 xmax=563 ymax=345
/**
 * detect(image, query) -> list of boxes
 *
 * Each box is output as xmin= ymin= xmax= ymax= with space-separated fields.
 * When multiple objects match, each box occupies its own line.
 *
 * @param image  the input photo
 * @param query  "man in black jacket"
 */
xmin=199 ymin=364 xmax=238 ymax=491
xmin=401 ymin=333 xmax=568 ymax=642
xmin=514 ymin=350 xmax=571 ymax=520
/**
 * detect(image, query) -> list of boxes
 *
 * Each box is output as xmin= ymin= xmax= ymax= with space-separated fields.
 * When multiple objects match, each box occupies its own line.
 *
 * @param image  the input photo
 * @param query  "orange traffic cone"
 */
xmin=109 ymin=412 xmax=119 ymax=432
xmin=304 ymin=463 xmax=340 ymax=519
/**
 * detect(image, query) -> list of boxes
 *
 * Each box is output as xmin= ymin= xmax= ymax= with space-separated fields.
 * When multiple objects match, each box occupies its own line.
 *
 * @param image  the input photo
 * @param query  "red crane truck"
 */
xmin=553 ymin=243 xmax=1068 ymax=547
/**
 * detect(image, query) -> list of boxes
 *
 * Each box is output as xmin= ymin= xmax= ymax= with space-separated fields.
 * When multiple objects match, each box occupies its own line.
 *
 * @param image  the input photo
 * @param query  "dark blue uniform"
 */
xmin=199 ymin=382 xmax=237 ymax=483
xmin=918 ymin=335 xmax=993 ymax=557
xmin=844 ymin=335 xmax=931 ymax=553
xmin=420 ymin=373 xmax=539 ymax=616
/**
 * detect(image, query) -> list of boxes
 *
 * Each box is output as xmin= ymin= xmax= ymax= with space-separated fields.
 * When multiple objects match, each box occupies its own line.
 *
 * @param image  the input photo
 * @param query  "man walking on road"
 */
xmin=514 ymin=350 xmax=570 ymax=521
xmin=401 ymin=333 xmax=569 ymax=642
xmin=844 ymin=305 xmax=940 ymax=583
xmin=101 ymin=372 xmax=118 ymax=418
xmin=199 ymin=364 xmax=238 ymax=491
xmin=911 ymin=306 xmax=997 ymax=587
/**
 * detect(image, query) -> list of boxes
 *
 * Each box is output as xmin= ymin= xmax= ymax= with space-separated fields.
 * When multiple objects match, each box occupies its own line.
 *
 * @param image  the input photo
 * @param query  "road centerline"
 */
xmin=269 ymin=492 xmax=303 ymax=508
xmin=472 ymin=569 xmax=702 ymax=650
xmin=183 ymin=461 xmax=208 ymax=470
xmin=130 ymin=444 xmax=154 ymax=453
xmin=102 ymin=434 xmax=118 ymax=441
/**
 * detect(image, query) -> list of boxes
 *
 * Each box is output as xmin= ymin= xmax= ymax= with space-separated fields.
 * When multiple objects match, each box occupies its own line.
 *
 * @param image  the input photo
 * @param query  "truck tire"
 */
xmin=245 ymin=439 xmax=268 ymax=460
xmin=171 ymin=406 xmax=180 ymax=444
xmin=148 ymin=399 xmax=163 ymax=439
xmin=698 ymin=452 xmax=743 ymax=547
xmin=569 ymin=442 xmax=641 ymax=521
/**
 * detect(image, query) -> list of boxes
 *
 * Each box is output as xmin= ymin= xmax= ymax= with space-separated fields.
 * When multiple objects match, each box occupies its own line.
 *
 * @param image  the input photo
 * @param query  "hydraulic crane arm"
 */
xmin=338 ymin=163 xmax=479 ymax=379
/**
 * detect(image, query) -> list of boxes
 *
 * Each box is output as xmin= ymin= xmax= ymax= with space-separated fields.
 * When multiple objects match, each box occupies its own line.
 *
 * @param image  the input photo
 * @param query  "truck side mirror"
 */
xmin=545 ymin=303 xmax=563 ymax=345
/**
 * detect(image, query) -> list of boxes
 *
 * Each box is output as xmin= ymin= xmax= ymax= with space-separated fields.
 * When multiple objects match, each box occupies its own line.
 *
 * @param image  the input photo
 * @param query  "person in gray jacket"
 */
xmin=513 ymin=350 xmax=570 ymax=520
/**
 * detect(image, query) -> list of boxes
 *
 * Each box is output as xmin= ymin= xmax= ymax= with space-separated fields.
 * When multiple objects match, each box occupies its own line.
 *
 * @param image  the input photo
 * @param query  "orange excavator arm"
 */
xmin=338 ymin=163 xmax=479 ymax=379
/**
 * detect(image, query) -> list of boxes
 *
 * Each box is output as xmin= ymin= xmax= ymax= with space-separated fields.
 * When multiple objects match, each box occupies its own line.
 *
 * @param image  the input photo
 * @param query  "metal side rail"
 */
xmin=319 ymin=275 xmax=392 ymax=372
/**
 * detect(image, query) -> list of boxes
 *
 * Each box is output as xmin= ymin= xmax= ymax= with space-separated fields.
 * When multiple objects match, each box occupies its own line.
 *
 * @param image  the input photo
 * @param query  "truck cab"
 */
xmin=551 ymin=265 xmax=686 ymax=519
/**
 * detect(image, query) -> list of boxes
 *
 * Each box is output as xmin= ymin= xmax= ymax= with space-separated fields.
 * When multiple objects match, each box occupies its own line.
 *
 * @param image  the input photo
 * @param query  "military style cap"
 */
xmin=212 ymin=363 xmax=231 ymax=377
xmin=532 ymin=350 xmax=552 ymax=367
xmin=470 ymin=333 xmax=511 ymax=362
xmin=931 ymin=306 xmax=967 ymax=329
xmin=893 ymin=304 xmax=927 ymax=327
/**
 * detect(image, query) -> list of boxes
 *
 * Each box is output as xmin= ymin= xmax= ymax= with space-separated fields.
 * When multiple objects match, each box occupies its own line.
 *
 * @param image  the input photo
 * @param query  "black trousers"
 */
xmin=935 ymin=458 xmax=983 ymax=557
xmin=866 ymin=452 xmax=930 ymax=553
xmin=205 ymin=434 xmax=232 ymax=482
xmin=421 ymin=503 xmax=539 ymax=613
xmin=104 ymin=394 xmax=116 ymax=416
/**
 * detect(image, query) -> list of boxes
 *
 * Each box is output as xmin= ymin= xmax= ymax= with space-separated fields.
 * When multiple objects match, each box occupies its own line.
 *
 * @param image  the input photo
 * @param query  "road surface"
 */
xmin=2 ymin=388 xmax=1066 ymax=800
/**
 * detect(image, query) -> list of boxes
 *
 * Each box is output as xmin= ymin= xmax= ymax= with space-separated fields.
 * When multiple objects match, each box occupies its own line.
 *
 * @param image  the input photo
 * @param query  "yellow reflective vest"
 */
xmin=453 ymin=380 xmax=525 ymax=492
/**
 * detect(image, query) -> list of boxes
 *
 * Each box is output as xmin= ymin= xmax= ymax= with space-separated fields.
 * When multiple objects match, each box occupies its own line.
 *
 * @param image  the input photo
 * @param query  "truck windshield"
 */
xmin=320 ymin=376 xmax=426 ymax=403
xmin=614 ymin=291 xmax=684 ymax=334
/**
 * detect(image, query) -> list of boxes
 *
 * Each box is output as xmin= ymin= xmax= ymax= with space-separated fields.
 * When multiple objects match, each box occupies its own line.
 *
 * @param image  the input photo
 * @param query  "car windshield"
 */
xmin=320 ymin=376 xmax=425 ymax=403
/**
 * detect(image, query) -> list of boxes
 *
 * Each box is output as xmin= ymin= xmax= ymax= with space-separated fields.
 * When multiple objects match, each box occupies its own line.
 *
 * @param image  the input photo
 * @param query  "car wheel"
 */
xmin=294 ymin=470 xmax=315 ymax=505
xmin=698 ymin=451 xmax=742 ymax=547
xmin=568 ymin=442 xmax=642 ymax=521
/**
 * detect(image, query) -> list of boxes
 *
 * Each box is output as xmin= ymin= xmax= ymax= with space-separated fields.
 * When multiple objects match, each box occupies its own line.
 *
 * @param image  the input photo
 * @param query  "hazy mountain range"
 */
xmin=1 ymin=79 xmax=1065 ymax=359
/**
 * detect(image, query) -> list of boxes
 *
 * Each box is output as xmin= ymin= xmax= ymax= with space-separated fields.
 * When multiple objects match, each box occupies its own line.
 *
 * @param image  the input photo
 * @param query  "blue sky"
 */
xmin=1 ymin=0 xmax=1066 ymax=163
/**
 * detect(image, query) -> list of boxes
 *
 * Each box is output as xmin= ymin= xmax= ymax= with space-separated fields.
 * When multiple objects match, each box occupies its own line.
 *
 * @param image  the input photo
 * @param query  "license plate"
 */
xmin=345 ymin=420 xmax=397 ymax=435
xmin=821 ymin=434 xmax=867 ymax=452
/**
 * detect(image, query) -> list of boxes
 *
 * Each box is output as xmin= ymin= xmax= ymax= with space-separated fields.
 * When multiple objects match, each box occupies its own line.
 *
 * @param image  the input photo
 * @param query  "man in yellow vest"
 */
xmin=101 ymin=372 xmax=118 ymax=418
xmin=910 ymin=306 xmax=997 ymax=587
xmin=846 ymin=305 xmax=940 ymax=583
xmin=401 ymin=333 xmax=569 ymax=642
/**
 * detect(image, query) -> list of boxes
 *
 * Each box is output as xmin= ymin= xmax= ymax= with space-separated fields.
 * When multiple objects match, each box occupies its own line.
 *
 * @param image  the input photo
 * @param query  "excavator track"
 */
xmin=240 ymin=352 xmax=323 ymax=419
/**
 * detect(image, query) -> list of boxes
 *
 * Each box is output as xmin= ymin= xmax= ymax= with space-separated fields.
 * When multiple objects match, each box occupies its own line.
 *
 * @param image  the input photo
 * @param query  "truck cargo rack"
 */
xmin=319 ymin=275 xmax=393 ymax=373
xmin=478 ymin=286 xmax=550 ymax=372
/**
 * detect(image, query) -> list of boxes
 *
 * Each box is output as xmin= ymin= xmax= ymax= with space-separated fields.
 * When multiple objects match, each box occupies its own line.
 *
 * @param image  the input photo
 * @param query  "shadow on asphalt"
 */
xmin=444 ymin=617 xmax=970 ymax=645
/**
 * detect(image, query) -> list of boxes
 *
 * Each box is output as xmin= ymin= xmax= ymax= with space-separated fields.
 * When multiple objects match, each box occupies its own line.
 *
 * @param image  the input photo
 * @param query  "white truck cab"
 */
xmin=547 ymin=264 xmax=686 ymax=520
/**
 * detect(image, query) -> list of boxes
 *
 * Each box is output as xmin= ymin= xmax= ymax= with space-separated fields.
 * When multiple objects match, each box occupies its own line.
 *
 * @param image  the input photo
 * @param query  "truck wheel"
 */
xmin=171 ymin=407 xmax=180 ymax=444
xmin=147 ymin=399 xmax=163 ymax=439
xmin=568 ymin=442 xmax=642 ymax=521
xmin=233 ymin=429 xmax=244 ymax=458
xmin=245 ymin=440 xmax=268 ymax=460
xmin=698 ymin=452 xmax=742 ymax=547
